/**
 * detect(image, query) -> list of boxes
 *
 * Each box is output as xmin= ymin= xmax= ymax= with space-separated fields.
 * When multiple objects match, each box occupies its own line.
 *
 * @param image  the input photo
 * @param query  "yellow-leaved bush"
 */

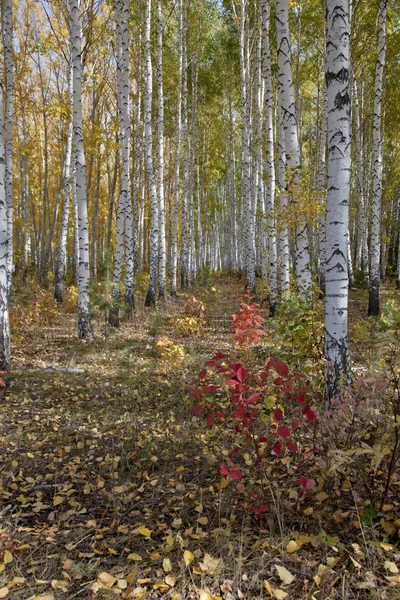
xmin=156 ymin=336 xmax=185 ymax=370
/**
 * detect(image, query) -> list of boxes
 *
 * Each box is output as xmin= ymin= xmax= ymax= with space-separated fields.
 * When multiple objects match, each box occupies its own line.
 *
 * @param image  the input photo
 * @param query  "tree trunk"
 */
xmin=157 ymin=0 xmax=167 ymax=300
xmin=2 ymin=0 xmax=13 ymax=294
xmin=70 ymin=0 xmax=92 ymax=339
xmin=325 ymin=0 xmax=351 ymax=402
xmin=144 ymin=0 xmax=159 ymax=307
xmin=276 ymin=0 xmax=312 ymax=294
xmin=368 ymin=0 xmax=387 ymax=316
xmin=0 ymin=83 xmax=10 ymax=370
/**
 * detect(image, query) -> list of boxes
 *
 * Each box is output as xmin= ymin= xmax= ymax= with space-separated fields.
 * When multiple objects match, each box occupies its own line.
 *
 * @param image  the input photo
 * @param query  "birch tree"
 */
xmin=261 ymin=0 xmax=278 ymax=312
xmin=157 ymin=0 xmax=167 ymax=300
xmin=276 ymin=0 xmax=312 ymax=293
xmin=325 ymin=0 xmax=351 ymax=401
xmin=2 ymin=0 xmax=13 ymax=292
xmin=171 ymin=0 xmax=183 ymax=296
xmin=144 ymin=0 xmax=159 ymax=307
xmin=70 ymin=0 xmax=92 ymax=339
xmin=368 ymin=0 xmax=387 ymax=316
xmin=0 ymin=83 xmax=10 ymax=371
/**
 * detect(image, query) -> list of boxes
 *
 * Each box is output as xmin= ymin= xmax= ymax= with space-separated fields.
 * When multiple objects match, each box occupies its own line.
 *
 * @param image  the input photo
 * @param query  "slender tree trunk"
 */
xmin=180 ymin=1 xmax=189 ymax=289
xmin=55 ymin=69 xmax=73 ymax=303
xmin=70 ymin=0 xmax=92 ymax=339
xmin=277 ymin=105 xmax=290 ymax=295
xmin=368 ymin=0 xmax=387 ymax=316
xmin=2 ymin=0 xmax=13 ymax=293
xmin=276 ymin=0 xmax=312 ymax=294
xmin=261 ymin=0 xmax=278 ymax=312
xmin=157 ymin=0 xmax=167 ymax=300
xmin=171 ymin=0 xmax=182 ymax=296
xmin=0 ymin=83 xmax=10 ymax=370
xmin=325 ymin=0 xmax=351 ymax=402
xmin=144 ymin=0 xmax=159 ymax=306
xmin=239 ymin=0 xmax=255 ymax=292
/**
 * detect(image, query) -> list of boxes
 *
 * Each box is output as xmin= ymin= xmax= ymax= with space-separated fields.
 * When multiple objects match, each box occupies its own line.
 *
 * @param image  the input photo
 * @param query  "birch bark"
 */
xmin=0 ymin=83 xmax=10 ymax=370
xmin=144 ymin=0 xmax=159 ymax=306
xmin=276 ymin=0 xmax=312 ymax=293
xmin=157 ymin=0 xmax=167 ymax=300
xmin=368 ymin=0 xmax=387 ymax=316
xmin=70 ymin=0 xmax=92 ymax=338
xmin=2 ymin=0 xmax=13 ymax=293
xmin=325 ymin=0 xmax=351 ymax=401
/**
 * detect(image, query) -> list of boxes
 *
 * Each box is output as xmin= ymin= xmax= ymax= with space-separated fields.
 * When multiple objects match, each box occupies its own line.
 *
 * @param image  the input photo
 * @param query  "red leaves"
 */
xmin=220 ymin=463 xmax=243 ymax=480
xmin=277 ymin=425 xmax=291 ymax=438
xmin=273 ymin=409 xmax=283 ymax=422
xmin=300 ymin=476 xmax=316 ymax=490
xmin=286 ymin=441 xmax=298 ymax=453
xmin=266 ymin=359 xmax=289 ymax=377
xmin=230 ymin=296 xmax=267 ymax=347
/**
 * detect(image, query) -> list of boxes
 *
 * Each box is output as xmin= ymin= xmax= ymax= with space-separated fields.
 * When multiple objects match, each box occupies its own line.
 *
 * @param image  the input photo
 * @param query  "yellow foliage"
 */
xmin=64 ymin=285 xmax=79 ymax=313
xmin=176 ymin=317 xmax=202 ymax=337
xmin=156 ymin=337 xmax=185 ymax=370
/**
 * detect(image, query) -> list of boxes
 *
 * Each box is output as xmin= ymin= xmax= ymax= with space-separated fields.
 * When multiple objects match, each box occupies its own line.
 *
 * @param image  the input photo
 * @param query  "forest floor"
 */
xmin=0 ymin=273 xmax=399 ymax=600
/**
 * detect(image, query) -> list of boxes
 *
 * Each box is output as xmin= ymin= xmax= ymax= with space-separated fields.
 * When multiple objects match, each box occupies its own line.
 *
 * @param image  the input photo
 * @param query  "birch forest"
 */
xmin=0 ymin=0 xmax=400 ymax=598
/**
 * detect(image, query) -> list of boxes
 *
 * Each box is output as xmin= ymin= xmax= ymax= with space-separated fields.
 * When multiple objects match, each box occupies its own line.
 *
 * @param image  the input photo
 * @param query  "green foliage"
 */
xmin=270 ymin=292 xmax=324 ymax=361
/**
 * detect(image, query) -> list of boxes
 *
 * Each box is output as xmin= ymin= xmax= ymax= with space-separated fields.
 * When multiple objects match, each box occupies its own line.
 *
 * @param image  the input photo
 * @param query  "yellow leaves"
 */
xmin=3 ymin=551 xmax=12 ymax=565
xmin=163 ymin=558 xmax=173 ymax=572
xmin=264 ymin=581 xmax=288 ymax=599
xmin=97 ymin=572 xmax=117 ymax=587
xmin=0 ymin=588 xmax=8 ymax=598
xmin=384 ymin=561 xmax=399 ymax=574
xmin=126 ymin=570 xmax=137 ymax=584
xmin=286 ymin=540 xmax=299 ymax=553
xmin=53 ymin=495 xmax=63 ymax=506
xmin=274 ymin=565 xmax=295 ymax=585
xmin=128 ymin=553 xmax=142 ymax=561
xmin=51 ymin=580 xmax=68 ymax=592
xmin=199 ymin=554 xmax=223 ymax=575
xmin=133 ymin=526 xmax=152 ymax=538
xmin=199 ymin=590 xmax=222 ymax=600
xmin=183 ymin=550 xmax=194 ymax=566
xmin=156 ymin=337 xmax=185 ymax=371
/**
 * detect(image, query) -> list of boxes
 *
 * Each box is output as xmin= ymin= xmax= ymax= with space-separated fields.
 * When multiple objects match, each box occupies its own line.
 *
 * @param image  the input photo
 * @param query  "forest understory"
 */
xmin=0 ymin=273 xmax=399 ymax=600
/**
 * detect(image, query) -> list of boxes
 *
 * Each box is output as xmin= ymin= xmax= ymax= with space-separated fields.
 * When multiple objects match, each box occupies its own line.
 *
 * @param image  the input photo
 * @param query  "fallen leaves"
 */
xmin=274 ymin=565 xmax=295 ymax=585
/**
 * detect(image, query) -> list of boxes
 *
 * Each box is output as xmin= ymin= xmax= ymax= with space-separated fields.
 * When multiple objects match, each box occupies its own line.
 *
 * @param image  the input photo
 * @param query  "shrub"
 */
xmin=176 ymin=316 xmax=202 ymax=337
xmin=156 ymin=336 xmax=185 ymax=371
xmin=230 ymin=294 xmax=267 ymax=347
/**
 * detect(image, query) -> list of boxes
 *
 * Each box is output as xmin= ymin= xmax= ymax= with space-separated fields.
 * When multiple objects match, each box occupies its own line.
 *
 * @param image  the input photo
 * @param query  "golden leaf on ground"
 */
xmin=126 ymin=569 xmax=137 ymax=584
xmin=128 ymin=553 xmax=142 ymax=561
xmin=163 ymin=558 xmax=173 ymax=572
xmin=153 ymin=579 xmax=168 ymax=590
xmin=384 ymin=561 xmax=399 ymax=574
xmin=97 ymin=572 xmax=117 ymax=587
xmin=53 ymin=496 xmax=63 ymax=506
xmin=286 ymin=540 xmax=298 ymax=553
xmin=51 ymin=580 xmax=68 ymax=592
xmin=0 ymin=588 xmax=8 ymax=598
xmin=3 ymin=551 xmax=12 ymax=565
xmin=183 ymin=550 xmax=194 ymax=566
xmin=199 ymin=590 xmax=222 ymax=600
xmin=273 ymin=591 xmax=288 ymax=600
xmin=200 ymin=554 xmax=223 ymax=575
xmin=137 ymin=527 xmax=152 ymax=538
xmin=165 ymin=574 xmax=177 ymax=587
xmin=274 ymin=565 xmax=295 ymax=585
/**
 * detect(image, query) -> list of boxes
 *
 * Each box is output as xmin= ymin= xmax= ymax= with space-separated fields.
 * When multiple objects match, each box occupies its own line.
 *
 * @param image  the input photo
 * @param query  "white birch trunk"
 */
xmin=239 ymin=0 xmax=255 ymax=291
xmin=70 ymin=0 xmax=92 ymax=339
xmin=157 ymin=0 xmax=167 ymax=300
xmin=261 ymin=0 xmax=278 ymax=311
xmin=2 ymin=0 xmax=13 ymax=293
xmin=54 ymin=114 xmax=73 ymax=303
xmin=144 ymin=0 xmax=159 ymax=306
xmin=325 ymin=0 xmax=351 ymax=401
xmin=276 ymin=0 xmax=312 ymax=293
xmin=277 ymin=106 xmax=290 ymax=295
xmin=368 ymin=0 xmax=387 ymax=316
xmin=0 ymin=83 xmax=10 ymax=370
xmin=317 ymin=86 xmax=327 ymax=291
xmin=180 ymin=2 xmax=189 ymax=289
xmin=353 ymin=79 xmax=368 ymax=275
xmin=171 ymin=0 xmax=183 ymax=296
